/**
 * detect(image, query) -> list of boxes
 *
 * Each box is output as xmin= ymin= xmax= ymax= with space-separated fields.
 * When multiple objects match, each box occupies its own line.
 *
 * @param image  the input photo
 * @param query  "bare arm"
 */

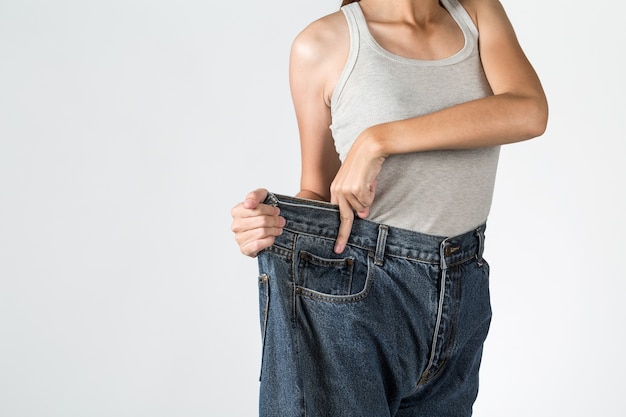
xmin=331 ymin=0 xmax=548 ymax=252
xmin=230 ymin=12 xmax=348 ymax=258
xmin=289 ymin=12 xmax=348 ymax=203
xmin=370 ymin=0 xmax=548 ymax=154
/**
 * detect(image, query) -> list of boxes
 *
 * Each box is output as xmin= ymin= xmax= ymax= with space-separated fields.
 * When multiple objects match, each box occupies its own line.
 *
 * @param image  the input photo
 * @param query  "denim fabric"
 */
xmin=256 ymin=193 xmax=492 ymax=417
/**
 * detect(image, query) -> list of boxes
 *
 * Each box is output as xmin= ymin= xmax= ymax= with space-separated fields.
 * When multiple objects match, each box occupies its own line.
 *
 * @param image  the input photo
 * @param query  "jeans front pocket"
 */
xmin=297 ymin=251 xmax=354 ymax=296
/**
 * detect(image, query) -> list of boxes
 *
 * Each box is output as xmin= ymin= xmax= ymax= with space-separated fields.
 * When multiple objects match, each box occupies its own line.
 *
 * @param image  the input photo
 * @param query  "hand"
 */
xmin=330 ymin=129 xmax=385 ymax=254
xmin=230 ymin=188 xmax=286 ymax=257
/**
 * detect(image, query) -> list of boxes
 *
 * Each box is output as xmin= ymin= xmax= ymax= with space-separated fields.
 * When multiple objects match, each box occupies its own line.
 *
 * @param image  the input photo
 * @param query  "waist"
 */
xmin=265 ymin=192 xmax=486 ymax=267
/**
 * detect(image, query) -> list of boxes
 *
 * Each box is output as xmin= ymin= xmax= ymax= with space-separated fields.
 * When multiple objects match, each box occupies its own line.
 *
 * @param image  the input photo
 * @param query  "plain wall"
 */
xmin=1 ymin=0 xmax=624 ymax=416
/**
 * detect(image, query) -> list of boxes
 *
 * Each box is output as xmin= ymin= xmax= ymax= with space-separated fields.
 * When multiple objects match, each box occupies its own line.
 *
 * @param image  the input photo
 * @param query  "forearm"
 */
xmin=370 ymin=92 xmax=548 ymax=157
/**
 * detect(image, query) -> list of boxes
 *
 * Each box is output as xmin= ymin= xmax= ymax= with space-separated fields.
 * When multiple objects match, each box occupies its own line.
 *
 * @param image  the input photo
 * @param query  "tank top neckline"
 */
xmin=344 ymin=0 xmax=476 ymax=66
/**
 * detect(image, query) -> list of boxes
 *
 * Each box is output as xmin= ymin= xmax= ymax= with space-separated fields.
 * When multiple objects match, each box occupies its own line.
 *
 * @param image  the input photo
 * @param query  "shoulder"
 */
xmin=458 ymin=0 xmax=509 ymax=29
xmin=290 ymin=11 xmax=349 ymax=70
xmin=458 ymin=0 xmax=501 ymax=13
xmin=289 ymin=10 xmax=350 ymax=104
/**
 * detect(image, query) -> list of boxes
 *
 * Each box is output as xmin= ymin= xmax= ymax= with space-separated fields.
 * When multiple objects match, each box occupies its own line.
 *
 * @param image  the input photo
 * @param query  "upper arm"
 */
xmin=289 ymin=13 xmax=349 ymax=201
xmin=462 ymin=0 xmax=547 ymax=99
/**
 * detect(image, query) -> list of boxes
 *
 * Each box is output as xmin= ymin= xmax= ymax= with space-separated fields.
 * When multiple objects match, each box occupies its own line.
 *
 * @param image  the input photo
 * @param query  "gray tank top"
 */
xmin=330 ymin=0 xmax=500 ymax=237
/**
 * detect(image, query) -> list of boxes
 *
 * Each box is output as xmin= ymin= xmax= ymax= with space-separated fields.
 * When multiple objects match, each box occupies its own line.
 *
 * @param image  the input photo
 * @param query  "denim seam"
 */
xmin=289 ymin=234 xmax=298 ymax=329
xmin=258 ymin=274 xmax=270 ymax=382
xmin=416 ymin=266 xmax=462 ymax=387
xmin=417 ymin=240 xmax=451 ymax=386
xmin=288 ymin=234 xmax=307 ymax=417
xmin=266 ymin=244 xmax=291 ymax=258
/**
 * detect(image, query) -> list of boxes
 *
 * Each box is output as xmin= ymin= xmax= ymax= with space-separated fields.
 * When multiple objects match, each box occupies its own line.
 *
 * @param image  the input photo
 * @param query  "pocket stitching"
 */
xmin=297 ymin=254 xmax=376 ymax=304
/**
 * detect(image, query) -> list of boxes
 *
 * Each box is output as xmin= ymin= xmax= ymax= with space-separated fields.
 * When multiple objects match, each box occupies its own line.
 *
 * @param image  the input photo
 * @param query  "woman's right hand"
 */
xmin=230 ymin=188 xmax=286 ymax=257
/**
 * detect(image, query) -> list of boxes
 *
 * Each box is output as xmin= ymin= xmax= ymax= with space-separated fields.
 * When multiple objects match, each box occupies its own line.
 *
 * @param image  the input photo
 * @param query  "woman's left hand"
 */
xmin=330 ymin=128 xmax=386 ymax=254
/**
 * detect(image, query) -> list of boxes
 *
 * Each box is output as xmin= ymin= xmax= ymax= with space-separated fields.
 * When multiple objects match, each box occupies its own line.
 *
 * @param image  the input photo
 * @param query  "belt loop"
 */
xmin=475 ymin=225 xmax=485 ymax=266
xmin=374 ymin=225 xmax=388 ymax=266
xmin=264 ymin=191 xmax=279 ymax=207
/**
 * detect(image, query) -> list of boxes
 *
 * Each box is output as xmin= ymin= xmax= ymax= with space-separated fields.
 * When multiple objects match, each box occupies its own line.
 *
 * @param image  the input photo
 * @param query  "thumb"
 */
xmin=243 ymin=188 xmax=269 ymax=209
xmin=356 ymin=180 xmax=376 ymax=218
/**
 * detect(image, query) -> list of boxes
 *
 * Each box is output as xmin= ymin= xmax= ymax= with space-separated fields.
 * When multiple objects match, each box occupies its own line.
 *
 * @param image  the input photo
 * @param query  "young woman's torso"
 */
xmin=310 ymin=0 xmax=499 ymax=236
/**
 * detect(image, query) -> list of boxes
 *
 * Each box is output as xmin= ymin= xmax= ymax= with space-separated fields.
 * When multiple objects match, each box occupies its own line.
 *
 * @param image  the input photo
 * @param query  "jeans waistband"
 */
xmin=265 ymin=192 xmax=486 ymax=267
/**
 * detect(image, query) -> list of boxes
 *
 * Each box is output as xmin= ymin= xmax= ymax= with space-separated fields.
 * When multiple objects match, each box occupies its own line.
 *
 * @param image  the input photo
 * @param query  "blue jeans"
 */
xmin=256 ymin=193 xmax=492 ymax=417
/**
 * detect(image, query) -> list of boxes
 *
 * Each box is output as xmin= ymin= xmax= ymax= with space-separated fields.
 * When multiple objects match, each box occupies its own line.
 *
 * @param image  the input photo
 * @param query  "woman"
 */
xmin=231 ymin=0 xmax=547 ymax=415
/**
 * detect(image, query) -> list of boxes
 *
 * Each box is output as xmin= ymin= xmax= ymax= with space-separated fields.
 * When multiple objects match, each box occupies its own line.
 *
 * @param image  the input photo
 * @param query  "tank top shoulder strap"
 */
xmin=340 ymin=3 xmax=362 ymax=56
xmin=440 ymin=0 xmax=479 ymax=41
xmin=341 ymin=2 xmax=367 ymax=33
xmin=331 ymin=3 xmax=362 ymax=106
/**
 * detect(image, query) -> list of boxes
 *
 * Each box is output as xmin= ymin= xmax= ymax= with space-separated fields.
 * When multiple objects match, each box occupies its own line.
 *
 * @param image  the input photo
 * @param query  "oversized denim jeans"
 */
xmin=256 ymin=193 xmax=492 ymax=417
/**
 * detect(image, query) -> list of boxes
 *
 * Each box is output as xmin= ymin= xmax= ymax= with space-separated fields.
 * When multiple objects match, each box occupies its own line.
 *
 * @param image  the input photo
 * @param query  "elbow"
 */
xmin=533 ymin=99 xmax=549 ymax=138
xmin=521 ymin=95 xmax=549 ymax=139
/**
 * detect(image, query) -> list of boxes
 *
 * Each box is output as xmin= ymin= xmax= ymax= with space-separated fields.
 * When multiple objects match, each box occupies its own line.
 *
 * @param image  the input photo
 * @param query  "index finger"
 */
xmin=334 ymin=200 xmax=354 ymax=254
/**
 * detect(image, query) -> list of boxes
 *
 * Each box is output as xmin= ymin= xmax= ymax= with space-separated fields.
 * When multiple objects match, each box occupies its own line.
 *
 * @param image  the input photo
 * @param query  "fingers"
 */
xmin=231 ymin=211 xmax=285 ymax=257
xmin=235 ymin=223 xmax=284 ymax=257
xmin=333 ymin=199 xmax=354 ymax=254
xmin=231 ymin=200 xmax=280 ymax=225
xmin=330 ymin=183 xmax=375 ymax=254
xmin=231 ymin=189 xmax=283 ymax=258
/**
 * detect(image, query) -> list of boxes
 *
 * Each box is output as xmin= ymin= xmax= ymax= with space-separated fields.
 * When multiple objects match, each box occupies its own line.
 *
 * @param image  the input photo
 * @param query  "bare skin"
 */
xmin=230 ymin=0 xmax=548 ymax=257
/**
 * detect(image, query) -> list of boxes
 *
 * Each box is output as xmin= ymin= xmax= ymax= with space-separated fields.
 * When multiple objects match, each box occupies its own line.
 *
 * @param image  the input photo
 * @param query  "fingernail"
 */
xmin=334 ymin=244 xmax=343 ymax=254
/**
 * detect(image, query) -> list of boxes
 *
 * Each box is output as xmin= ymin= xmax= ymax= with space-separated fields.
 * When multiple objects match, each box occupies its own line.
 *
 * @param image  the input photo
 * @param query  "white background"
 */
xmin=1 ymin=0 xmax=624 ymax=416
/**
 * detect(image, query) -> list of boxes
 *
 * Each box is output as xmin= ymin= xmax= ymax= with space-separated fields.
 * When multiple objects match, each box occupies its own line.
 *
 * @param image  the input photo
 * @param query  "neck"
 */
xmin=358 ymin=0 xmax=444 ymax=24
